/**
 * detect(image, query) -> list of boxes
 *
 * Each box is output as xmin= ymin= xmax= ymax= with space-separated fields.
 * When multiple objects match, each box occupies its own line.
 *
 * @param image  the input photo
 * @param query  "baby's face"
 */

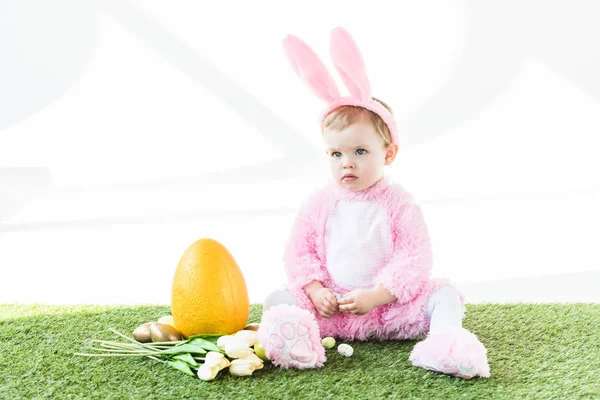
xmin=323 ymin=120 xmax=393 ymax=192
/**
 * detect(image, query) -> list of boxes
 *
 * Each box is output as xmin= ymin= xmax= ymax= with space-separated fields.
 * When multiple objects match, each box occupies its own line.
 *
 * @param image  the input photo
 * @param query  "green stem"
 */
xmin=86 ymin=347 xmax=157 ymax=354
xmin=74 ymin=352 xmax=165 ymax=357
xmin=92 ymin=336 xmax=180 ymax=350
xmin=96 ymin=342 xmax=163 ymax=351
xmin=143 ymin=340 xmax=183 ymax=346
xmin=108 ymin=329 xmax=161 ymax=352
xmin=93 ymin=341 xmax=142 ymax=348
xmin=90 ymin=340 xmax=174 ymax=355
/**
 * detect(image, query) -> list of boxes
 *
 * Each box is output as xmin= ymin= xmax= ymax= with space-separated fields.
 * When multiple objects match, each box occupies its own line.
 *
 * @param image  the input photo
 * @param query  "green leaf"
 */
xmin=187 ymin=337 xmax=222 ymax=353
xmin=187 ymin=334 xmax=222 ymax=344
xmin=165 ymin=360 xmax=195 ymax=376
xmin=160 ymin=343 xmax=207 ymax=355
xmin=171 ymin=353 xmax=199 ymax=368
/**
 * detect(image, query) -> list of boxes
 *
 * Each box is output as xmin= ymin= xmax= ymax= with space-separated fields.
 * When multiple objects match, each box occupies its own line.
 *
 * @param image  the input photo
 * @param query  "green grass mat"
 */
xmin=1 ymin=304 xmax=598 ymax=399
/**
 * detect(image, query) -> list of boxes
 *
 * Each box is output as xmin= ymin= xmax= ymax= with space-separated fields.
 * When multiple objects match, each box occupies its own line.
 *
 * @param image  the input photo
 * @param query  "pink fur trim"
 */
xmin=284 ymin=178 xmax=455 ymax=341
xmin=320 ymin=96 xmax=399 ymax=145
xmin=257 ymin=304 xmax=326 ymax=369
xmin=372 ymin=185 xmax=433 ymax=305
xmin=283 ymin=187 xmax=337 ymax=311
xmin=409 ymin=327 xmax=491 ymax=379
xmin=282 ymin=34 xmax=341 ymax=103
xmin=330 ymin=27 xmax=371 ymax=101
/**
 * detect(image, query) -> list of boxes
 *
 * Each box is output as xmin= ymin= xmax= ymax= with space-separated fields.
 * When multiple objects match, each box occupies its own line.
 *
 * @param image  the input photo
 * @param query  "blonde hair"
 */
xmin=322 ymin=97 xmax=393 ymax=147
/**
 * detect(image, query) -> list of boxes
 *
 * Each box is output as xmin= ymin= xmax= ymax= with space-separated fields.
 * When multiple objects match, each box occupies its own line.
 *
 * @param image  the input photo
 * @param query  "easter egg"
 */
xmin=171 ymin=238 xmax=249 ymax=337
xmin=254 ymin=342 xmax=268 ymax=362
xmin=157 ymin=316 xmax=177 ymax=329
xmin=321 ymin=337 xmax=336 ymax=349
xmin=338 ymin=343 xmax=353 ymax=357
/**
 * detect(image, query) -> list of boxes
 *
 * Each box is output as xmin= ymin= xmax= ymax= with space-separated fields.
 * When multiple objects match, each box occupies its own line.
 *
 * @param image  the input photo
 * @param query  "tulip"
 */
xmin=224 ymin=339 xmax=254 ymax=359
xmin=238 ymin=352 xmax=264 ymax=370
xmin=234 ymin=329 xmax=259 ymax=346
xmin=197 ymin=364 xmax=219 ymax=381
xmin=197 ymin=351 xmax=230 ymax=381
xmin=218 ymin=358 xmax=230 ymax=370
xmin=204 ymin=351 xmax=230 ymax=369
xmin=216 ymin=335 xmax=236 ymax=350
xmin=229 ymin=359 xmax=256 ymax=377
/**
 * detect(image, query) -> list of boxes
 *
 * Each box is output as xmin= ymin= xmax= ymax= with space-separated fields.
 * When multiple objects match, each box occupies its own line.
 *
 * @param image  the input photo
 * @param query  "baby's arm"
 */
xmin=372 ymin=198 xmax=433 ymax=305
xmin=337 ymin=285 xmax=396 ymax=315
xmin=283 ymin=192 xmax=332 ymax=313
xmin=303 ymin=281 xmax=340 ymax=318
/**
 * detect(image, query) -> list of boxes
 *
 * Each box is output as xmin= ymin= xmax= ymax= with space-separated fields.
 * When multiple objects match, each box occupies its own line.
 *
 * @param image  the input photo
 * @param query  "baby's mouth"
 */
xmin=342 ymin=174 xmax=358 ymax=182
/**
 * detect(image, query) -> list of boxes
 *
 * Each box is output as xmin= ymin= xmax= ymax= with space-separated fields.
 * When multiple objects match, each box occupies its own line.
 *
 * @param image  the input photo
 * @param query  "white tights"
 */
xmin=263 ymin=289 xmax=297 ymax=311
xmin=425 ymin=285 xmax=464 ymax=333
xmin=262 ymin=285 xmax=464 ymax=334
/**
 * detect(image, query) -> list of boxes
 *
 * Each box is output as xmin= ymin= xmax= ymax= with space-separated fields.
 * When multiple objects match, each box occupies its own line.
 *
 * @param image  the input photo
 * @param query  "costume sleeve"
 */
xmin=283 ymin=193 xmax=329 ymax=310
xmin=373 ymin=197 xmax=433 ymax=305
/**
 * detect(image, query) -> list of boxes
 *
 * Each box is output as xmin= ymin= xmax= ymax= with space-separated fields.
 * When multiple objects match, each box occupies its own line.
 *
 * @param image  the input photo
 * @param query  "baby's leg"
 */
xmin=409 ymin=285 xmax=491 ymax=379
xmin=426 ymin=285 xmax=464 ymax=333
xmin=258 ymin=290 xmax=325 ymax=369
xmin=263 ymin=288 xmax=297 ymax=312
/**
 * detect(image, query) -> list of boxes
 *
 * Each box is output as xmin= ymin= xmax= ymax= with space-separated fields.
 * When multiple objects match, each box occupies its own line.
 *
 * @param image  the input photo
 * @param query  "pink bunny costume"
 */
xmin=282 ymin=176 xmax=451 ymax=340
xmin=257 ymin=27 xmax=490 ymax=379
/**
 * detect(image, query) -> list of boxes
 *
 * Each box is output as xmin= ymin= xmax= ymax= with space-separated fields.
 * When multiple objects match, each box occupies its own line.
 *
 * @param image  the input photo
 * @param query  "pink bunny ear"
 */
xmin=282 ymin=34 xmax=341 ymax=103
xmin=330 ymin=27 xmax=372 ymax=101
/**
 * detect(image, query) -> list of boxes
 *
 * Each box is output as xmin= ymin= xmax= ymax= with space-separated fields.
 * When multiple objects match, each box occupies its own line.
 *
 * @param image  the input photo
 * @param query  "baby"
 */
xmin=256 ymin=28 xmax=490 ymax=379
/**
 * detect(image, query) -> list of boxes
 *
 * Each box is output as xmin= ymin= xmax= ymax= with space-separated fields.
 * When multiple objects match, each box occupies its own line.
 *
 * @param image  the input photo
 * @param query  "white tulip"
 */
xmin=204 ymin=351 xmax=228 ymax=369
xmin=238 ymin=352 xmax=264 ymax=370
xmin=216 ymin=335 xmax=236 ymax=350
xmin=197 ymin=364 xmax=219 ymax=381
xmin=225 ymin=339 xmax=254 ymax=359
xmin=229 ymin=359 xmax=255 ymax=377
xmin=234 ymin=329 xmax=259 ymax=346
xmin=217 ymin=357 xmax=230 ymax=370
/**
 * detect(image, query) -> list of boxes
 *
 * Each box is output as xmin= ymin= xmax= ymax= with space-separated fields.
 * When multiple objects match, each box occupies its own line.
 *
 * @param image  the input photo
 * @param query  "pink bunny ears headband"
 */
xmin=282 ymin=27 xmax=399 ymax=145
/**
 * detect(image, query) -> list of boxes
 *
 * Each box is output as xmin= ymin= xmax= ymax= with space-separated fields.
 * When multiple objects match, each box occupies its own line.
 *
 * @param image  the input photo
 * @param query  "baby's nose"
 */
xmin=342 ymin=157 xmax=355 ymax=168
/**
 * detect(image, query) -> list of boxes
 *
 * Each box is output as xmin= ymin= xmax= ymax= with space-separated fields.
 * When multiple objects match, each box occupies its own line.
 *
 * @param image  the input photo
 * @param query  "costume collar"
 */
xmin=328 ymin=176 xmax=391 ymax=201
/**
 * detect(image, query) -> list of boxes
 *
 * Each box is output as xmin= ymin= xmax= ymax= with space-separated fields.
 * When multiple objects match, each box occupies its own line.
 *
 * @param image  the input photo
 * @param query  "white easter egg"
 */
xmin=338 ymin=343 xmax=353 ymax=357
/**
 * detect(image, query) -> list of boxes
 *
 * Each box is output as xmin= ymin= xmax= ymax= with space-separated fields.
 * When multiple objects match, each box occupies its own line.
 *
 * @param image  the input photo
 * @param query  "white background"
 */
xmin=1 ymin=0 xmax=599 ymax=304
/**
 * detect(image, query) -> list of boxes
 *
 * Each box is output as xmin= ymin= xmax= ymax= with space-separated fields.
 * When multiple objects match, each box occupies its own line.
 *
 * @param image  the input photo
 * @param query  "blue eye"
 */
xmin=332 ymin=151 xmax=342 ymax=158
xmin=356 ymin=149 xmax=367 ymax=155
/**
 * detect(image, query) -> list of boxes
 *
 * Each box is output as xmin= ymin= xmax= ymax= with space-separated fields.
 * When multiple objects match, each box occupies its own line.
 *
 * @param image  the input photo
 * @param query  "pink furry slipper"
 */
xmin=409 ymin=327 xmax=490 ymax=379
xmin=257 ymin=304 xmax=326 ymax=369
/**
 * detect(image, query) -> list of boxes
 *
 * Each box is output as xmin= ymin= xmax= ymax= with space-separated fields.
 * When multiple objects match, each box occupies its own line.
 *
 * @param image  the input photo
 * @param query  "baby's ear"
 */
xmin=282 ymin=34 xmax=341 ymax=103
xmin=385 ymin=144 xmax=399 ymax=165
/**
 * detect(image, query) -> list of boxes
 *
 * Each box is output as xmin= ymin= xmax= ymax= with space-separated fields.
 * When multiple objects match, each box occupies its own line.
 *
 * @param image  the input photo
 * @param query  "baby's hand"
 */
xmin=337 ymin=288 xmax=377 ymax=315
xmin=306 ymin=287 xmax=339 ymax=318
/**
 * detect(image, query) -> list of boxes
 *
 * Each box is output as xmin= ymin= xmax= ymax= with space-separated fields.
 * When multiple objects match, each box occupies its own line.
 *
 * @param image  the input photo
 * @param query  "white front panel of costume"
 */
xmin=324 ymin=200 xmax=394 ymax=290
